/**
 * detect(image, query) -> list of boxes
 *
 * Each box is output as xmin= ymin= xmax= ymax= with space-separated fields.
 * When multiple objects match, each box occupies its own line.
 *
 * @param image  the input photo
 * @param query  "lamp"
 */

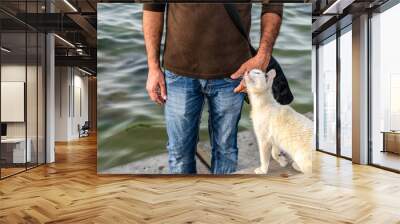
xmin=1 ymin=47 xmax=11 ymax=53
xmin=63 ymin=0 xmax=78 ymax=12
xmin=54 ymin=34 xmax=75 ymax=48
xmin=322 ymin=0 xmax=354 ymax=15
xmin=78 ymin=67 xmax=93 ymax=76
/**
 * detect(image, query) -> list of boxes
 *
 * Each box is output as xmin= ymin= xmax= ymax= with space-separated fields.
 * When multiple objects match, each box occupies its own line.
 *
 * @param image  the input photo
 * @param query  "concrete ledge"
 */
xmin=102 ymin=112 xmax=313 ymax=175
xmin=102 ymin=130 xmax=298 ymax=175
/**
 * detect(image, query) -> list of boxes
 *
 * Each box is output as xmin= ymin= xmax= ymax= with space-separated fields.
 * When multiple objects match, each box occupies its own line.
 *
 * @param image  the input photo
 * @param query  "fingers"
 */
xmin=155 ymin=85 xmax=166 ymax=105
xmin=146 ymin=70 xmax=167 ymax=105
xmin=234 ymin=80 xmax=247 ymax=93
xmin=146 ymin=83 xmax=164 ymax=105
xmin=159 ymin=79 xmax=167 ymax=101
xmin=148 ymin=89 xmax=162 ymax=105
xmin=153 ymin=79 xmax=167 ymax=105
xmin=231 ymin=65 xmax=247 ymax=79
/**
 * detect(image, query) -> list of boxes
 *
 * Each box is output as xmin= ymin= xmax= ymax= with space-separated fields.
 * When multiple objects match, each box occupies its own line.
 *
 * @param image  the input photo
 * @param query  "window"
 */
xmin=0 ymin=1 xmax=47 ymax=179
xmin=339 ymin=28 xmax=352 ymax=158
xmin=370 ymin=3 xmax=400 ymax=171
xmin=317 ymin=36 xmax=337 ymax=154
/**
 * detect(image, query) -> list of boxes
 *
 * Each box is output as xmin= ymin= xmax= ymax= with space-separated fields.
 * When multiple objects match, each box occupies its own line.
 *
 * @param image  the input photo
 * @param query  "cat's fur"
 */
xmin=244 ymin=69 xmax=313 ymax=175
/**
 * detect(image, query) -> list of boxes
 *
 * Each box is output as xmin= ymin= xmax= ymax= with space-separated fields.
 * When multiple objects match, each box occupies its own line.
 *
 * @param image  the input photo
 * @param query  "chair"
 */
xmin=79 ymin=121 xmax=90 ymax=138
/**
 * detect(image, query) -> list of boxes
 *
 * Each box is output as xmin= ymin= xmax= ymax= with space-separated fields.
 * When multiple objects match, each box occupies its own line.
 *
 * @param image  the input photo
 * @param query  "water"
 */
xmin=97 ymin=3 xmax=312 ymax=171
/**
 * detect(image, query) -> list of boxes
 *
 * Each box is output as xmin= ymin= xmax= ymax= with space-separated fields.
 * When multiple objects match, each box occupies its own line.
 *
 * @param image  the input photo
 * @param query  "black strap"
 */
xmin=161 ymin=3 xmax=169 ymax=71
xmin=224 ymin=4 xmax=257 ymax=56
xmin=223 ymin=3 xmax=294 ymax=105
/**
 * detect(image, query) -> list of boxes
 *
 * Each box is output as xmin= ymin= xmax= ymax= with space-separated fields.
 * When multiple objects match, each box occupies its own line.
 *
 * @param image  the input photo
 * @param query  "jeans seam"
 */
xmin=208 ymin=97 xmax=215 ymax=173
xmin=193 ymin=94 xmax=205 ymax=173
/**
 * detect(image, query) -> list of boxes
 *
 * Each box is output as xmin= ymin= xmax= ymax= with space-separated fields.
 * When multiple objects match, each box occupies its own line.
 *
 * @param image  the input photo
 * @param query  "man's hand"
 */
xmin=230 ymin=11 xmax=281 ymax=93
xmin=230 ymin=53 xmax=271 ymax=93
xmin=146 ymin=67 xmax=167 ymax=105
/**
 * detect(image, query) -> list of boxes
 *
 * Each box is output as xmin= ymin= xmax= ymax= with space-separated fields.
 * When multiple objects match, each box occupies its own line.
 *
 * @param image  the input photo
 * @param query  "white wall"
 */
xmin=55 ymin=67 xmax=89 ymax=141
xmin=1 ymin=65 xmax=26 ymax=140
xmin=55 ymin=66 xmax=70 ymax=141
xmin=75 ymin=73 xmax=89 ymax=124
xmin=1 ymin=82 xmax=25 ymax=122
xmin=1 ymin=63 xmax=46 ymax=164
xmin=1 ymin=65 xmax=38 ymax=138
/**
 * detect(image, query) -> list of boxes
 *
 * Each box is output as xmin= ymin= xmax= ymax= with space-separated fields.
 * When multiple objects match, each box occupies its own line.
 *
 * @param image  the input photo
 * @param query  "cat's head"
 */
xmin=244 ymin=69 xmax=276 ymax=95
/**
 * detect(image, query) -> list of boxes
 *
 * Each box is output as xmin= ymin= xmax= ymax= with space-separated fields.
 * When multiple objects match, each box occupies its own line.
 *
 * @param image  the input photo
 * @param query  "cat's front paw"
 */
xmin=278 ymin=155 xmax=289 ymax=167
xmin=254 ymin=167 xmax=268 ymax=174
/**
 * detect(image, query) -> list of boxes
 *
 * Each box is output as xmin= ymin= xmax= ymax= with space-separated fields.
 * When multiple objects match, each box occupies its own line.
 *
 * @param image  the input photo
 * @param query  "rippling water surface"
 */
xmin=97 ymin=3 xmax=312 ymax=171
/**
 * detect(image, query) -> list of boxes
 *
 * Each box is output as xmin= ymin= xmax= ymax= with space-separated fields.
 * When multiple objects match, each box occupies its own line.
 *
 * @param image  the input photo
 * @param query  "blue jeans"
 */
xmin=164 ymin=70 xmax=245 ymax=174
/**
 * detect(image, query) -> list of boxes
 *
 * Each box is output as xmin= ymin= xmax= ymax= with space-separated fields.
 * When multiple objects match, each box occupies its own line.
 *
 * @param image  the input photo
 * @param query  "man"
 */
xmin=143 ymin=3 xmax=282 ymax=174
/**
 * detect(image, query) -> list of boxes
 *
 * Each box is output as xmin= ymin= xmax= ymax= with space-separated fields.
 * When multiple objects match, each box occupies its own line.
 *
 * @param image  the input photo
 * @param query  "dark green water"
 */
xmin=97 ymin=3 xmax=312 ymax=171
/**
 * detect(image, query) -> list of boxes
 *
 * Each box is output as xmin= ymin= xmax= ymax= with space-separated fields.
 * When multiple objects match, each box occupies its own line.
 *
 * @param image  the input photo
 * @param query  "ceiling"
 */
xmin=1 ymin=0 xmax=393 ymax=74
xmin=1 ymin=0 xmax=98 ymax=74
xmin=311 ymin=0 xmax=391 ymax=44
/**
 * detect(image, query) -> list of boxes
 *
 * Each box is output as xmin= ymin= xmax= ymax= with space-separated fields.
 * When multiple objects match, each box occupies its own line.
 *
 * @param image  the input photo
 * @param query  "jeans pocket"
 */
xmin=165 ymin=70 xmax=180 ymax=80
xmin=165 ymin=70 xmax=182 ymax=85
xmin=223 ymin=77 xmax=241 ymax=84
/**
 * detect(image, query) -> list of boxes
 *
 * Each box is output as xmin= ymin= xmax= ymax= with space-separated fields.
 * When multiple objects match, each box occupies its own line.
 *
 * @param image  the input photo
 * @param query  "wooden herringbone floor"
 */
xmin=1 ymin=135 xmax=400 ymax=224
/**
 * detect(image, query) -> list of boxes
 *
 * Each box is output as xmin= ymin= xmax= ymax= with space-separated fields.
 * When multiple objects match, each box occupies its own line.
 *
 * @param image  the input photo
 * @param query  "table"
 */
xmin=381 ymin=131 xmax=400 ymax=155
xmin=1 ymin=138 xmax=31 ymax=163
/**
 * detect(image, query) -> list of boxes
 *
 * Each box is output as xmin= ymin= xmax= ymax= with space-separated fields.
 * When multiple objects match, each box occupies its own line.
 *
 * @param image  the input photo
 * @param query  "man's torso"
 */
xmin=163 ymin=4 xmax=253 ymax=79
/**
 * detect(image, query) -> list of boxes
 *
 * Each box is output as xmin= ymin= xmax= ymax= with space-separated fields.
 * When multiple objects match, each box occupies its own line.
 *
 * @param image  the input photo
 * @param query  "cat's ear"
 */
xmin=266 ymin=69 xmax=276 ymax=83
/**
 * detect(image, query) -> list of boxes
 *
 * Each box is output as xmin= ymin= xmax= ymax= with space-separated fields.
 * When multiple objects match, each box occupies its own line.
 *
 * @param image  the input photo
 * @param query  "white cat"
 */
xmin=244 ymin=69 xmax=313 ymax=175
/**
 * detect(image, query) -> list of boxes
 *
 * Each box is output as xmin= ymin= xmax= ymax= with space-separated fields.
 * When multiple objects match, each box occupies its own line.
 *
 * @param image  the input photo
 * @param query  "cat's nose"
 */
xmin=249 ymin=69 xmax=264 ymax=77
